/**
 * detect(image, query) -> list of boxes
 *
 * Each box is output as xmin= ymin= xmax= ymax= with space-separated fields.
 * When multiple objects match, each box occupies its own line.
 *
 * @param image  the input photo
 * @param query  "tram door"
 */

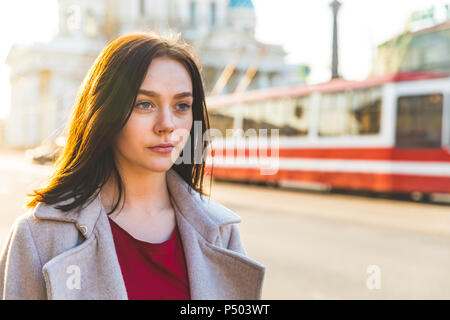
xmin=395 ymin=93 xmax=444 ymax=149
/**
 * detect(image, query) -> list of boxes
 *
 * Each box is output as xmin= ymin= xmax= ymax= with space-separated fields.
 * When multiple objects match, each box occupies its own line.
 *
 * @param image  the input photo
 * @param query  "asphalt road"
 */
xmin=1 ymin=149 xmax=449 ymax=299
xmin=209 ymin=181 xmax=450 ymax=299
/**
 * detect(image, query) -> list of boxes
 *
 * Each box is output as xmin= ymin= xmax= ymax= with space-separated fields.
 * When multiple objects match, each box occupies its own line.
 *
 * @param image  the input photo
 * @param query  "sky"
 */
xmin=0 ymin=0 xmax=449 ymax=118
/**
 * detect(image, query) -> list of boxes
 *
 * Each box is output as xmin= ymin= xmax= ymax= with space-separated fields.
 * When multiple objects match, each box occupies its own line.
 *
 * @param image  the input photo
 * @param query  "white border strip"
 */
xmin=207 ymin=157 xmax=450 ymax=177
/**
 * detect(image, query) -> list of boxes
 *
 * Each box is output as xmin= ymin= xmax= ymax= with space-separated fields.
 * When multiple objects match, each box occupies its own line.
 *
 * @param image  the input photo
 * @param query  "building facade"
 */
xmin=5 ymin=0 xmax=300 ymax=148
xmin=373 ymin=19 xmax=450 ymax=75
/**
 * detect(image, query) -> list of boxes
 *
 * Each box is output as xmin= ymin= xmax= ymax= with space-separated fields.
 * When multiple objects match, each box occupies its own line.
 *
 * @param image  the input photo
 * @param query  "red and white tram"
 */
xmin=205 ymin=72 xmax=450 ymax=200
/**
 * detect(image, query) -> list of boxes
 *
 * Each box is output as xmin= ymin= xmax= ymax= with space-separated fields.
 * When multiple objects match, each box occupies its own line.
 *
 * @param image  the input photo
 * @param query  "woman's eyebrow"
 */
xmin=174 ymin=92 xmax=193 ymax=99
xmin=138 ymin=89 xmax=193 ymax=99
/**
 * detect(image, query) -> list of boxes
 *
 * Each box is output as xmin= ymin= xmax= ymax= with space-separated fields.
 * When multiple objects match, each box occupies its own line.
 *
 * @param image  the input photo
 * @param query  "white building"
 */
xmin=5 ymin=0 xmax=300 ymax=147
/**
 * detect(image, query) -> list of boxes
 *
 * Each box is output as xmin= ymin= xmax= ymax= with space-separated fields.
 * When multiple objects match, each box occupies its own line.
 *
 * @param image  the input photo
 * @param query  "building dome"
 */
xmin=228 ymin=0 xmax=254 ymax=9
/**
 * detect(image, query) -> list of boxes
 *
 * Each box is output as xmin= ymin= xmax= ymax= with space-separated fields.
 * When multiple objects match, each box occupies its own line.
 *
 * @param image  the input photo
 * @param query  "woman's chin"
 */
xmin=143 ymin=159 xmax=177 ymax=173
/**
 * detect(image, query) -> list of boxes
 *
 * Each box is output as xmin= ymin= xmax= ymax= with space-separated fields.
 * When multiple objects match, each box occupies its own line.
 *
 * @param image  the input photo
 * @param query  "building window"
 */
xmin=84 ymin=9 xmax=98 ymax=37
xmin=395 ymin=93 xmax=443 ymax=148
xmin=139 ymin=0 xmax=145 ymax=17
xmin=210 ymin=2 xmax=217 ymax=27
xmin=190 ymin=1 xmax=197 ymax=27
xmin=66 ymin=5 xmax=81 ymax=34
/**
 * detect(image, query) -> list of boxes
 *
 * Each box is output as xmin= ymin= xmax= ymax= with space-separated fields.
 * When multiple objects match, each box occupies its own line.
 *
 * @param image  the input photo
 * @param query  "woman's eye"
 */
xmin=177 ymin=103 xmax=191 ymax=111
xmin=135 ymin=101 xmax=153 ymax=110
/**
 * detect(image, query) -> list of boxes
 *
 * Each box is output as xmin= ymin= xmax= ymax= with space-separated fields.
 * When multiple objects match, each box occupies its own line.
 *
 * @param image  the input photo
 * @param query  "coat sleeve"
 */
xmin=0 ymin=214 xmax=47 ymax=299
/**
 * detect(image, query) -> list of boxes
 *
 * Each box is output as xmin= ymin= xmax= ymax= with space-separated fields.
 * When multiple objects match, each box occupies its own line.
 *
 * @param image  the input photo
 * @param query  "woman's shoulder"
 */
xmin=187 ymin=188 xmax=241 ymax=223
xmin=1 ymin=210 xmax=36 ymax=251
xmin=4 ymin=207 xmax=52 ymax=247
xmin=4 ymin=203 xmax=83 ymax=264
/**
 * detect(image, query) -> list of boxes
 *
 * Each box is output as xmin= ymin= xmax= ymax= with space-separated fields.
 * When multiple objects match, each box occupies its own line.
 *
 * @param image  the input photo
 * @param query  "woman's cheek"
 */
xmin=117 ymin=121 xmax=144 ymax=154
xmin=171 ymin=127 xmax=188 ymax=154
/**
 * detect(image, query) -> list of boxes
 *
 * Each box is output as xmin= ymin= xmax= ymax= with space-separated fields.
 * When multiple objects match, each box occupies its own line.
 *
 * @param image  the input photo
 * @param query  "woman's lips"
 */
xmin=147 ymin=146 xmax=174 ymax=153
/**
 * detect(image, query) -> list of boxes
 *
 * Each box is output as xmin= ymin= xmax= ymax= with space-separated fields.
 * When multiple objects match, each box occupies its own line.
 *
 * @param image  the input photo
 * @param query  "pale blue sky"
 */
xmin=0 ymin=0 xmax=449 ymax=118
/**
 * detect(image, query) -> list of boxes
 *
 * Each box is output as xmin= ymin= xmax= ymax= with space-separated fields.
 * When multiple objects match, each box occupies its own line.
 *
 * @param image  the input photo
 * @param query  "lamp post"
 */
xmin=330 ymin=0 xmax=341 ymax=79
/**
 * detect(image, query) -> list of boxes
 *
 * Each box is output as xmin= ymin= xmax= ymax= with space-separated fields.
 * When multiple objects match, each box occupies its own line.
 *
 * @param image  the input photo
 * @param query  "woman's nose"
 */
xmin=154 ymin=107 xmax=175 ymax=134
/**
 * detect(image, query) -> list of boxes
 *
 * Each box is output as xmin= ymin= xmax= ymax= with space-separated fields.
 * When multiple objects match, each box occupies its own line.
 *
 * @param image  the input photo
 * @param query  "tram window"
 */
xmin=318 ymin=88 xmax=381 ymax=136
xmin=350 ymin=88 xmax=381 ymax=135
xmin=241 ymin=98 xmax=310 ymax=137
xmin=279 ymin=98 xmax=310 ymax=137
xmin=209 ymin=110 xmax=235 ymax=138
xmin=242 ymin=103 xmax=262 ymax=135
xmin=242 ymin=102 xmax=278 ymax=137
xmin=395 ymin=93 xmax=443 ymax=148
xmin=318 ymin=92 xmax=351 ymax=136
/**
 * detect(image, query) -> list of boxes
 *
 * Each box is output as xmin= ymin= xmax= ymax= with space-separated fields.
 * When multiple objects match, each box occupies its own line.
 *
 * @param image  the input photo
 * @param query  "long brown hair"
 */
xmin=25 ymin=31 xmax=212 ymax=214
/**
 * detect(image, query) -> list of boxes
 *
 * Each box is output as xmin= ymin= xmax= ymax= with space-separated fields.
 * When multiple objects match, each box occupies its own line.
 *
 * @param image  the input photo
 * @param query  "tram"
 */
xmin=205 ymin=72 xmax=450 ymax=200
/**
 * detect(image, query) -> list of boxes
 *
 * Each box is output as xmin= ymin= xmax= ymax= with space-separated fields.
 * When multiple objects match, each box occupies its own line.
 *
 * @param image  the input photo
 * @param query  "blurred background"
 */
xmin=0 ymin=0 xmax=449 ymax=299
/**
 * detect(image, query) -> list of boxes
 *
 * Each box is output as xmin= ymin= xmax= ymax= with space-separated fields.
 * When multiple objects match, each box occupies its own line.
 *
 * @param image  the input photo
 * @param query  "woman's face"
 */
xmin=113 ymin=57 xmax=194 ymax=173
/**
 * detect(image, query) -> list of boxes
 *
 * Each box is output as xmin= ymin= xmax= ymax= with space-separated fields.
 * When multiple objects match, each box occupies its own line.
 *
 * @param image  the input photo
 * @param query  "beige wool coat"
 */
xmin=0 ymin=168 xmax=265 ymax=300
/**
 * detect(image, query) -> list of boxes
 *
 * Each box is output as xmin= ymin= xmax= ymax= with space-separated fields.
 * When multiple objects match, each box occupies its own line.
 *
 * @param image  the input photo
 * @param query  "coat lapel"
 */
xmin=35 ymin=167 xmax=265 ymax=300
xmin=167 ymin=169 xmax=266 ymax=300
xmin=174 ymin=211 xmax=265 ymax=299
xmin=38 ymin=192 xmax=128 ymax=300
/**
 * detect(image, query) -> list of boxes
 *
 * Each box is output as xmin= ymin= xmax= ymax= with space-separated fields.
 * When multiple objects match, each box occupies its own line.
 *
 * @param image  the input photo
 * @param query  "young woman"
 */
xmin=0 ymin=32 xmax=265 ymax=300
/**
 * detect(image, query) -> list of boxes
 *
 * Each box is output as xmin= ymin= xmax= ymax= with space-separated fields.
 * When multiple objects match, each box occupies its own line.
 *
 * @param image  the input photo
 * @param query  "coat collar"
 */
xmin=33 ymin=167 xmax=242 ymax=243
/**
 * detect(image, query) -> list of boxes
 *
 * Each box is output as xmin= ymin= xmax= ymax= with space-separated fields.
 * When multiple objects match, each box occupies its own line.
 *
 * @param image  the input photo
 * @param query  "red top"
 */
xmin=108 ymin=216 xmax=191 ymax=300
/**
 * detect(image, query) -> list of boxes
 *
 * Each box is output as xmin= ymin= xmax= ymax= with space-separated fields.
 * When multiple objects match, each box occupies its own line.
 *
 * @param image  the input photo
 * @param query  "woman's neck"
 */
xmin=100 ymin=167 xmax=173 ymax=219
